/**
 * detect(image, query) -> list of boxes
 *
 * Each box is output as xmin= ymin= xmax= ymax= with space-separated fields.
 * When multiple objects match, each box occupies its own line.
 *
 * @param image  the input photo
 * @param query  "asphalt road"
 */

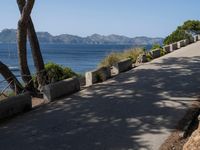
xmin=0 ymin=41 xmax=200 ymax=150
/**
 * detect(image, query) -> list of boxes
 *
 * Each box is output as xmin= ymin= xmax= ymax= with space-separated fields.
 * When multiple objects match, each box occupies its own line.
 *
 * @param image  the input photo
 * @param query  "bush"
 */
xmin=99 ymin=48 xmax=143 ymax=67
xmin=121 ymin=48 xmax=144 ymax=63
xmin=45 ymin=62 xmax=78 ymax=83
xmin=164 ymin=29 xmax=191 ymax=45
xmin=99 ymin=52 xmax=122 ymax=67
xmin=151 ymin=44 xmax=162 ymax=50
xmin=163 ymin=20 xmax=200 ymax=45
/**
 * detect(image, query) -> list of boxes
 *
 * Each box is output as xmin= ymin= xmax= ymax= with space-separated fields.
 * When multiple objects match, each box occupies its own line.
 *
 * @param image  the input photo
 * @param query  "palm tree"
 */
xmin=17 ymin=0 xmax=47 ymax=90
xmin=17 ymin=0 xmax=37 ymax=93
xmin=0 ymin=61 xmax=23 ymax=94
xmin=0 ymin=0 xmax=46 ymax=95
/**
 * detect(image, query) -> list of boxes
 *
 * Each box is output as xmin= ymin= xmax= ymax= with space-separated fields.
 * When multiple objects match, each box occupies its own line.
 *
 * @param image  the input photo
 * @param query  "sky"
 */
xmin=0 ymin=0 xmax=200 ymax=38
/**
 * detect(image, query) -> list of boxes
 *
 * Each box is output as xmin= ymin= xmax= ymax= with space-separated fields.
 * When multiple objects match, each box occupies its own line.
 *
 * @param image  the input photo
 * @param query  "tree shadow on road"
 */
xmin=0 ymin=56 xmax=200 ymax=150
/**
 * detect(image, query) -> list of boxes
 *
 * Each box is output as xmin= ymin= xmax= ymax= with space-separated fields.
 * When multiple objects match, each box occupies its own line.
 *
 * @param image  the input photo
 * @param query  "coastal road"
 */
xmin=1 ymin=41 xmax=200 ymax=150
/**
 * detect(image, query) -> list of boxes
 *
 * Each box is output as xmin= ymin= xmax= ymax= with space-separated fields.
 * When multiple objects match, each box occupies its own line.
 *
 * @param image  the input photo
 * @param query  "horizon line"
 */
xmin=0 ymin=28 xmax=164 ymax=39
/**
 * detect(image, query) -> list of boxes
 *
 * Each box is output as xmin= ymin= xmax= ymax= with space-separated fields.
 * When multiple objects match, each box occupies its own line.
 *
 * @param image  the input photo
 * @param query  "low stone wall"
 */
xmin=177 ymin=40 xmax=185 ymax=48
xmin=111 ymin=58 xmax=132 ymax=75
xmin=136 ymin=54 xmax=148 ymax=64
xmin=189 ymin=36 xmax=195 ymax=43
xmin=85 ymin=67 xmax=111 ymax=86
xmin=184 ymin=39 xmax=190 ymax=46
xmin=198 ymin=35 xmax=200 ymax=41
xmin=194 ymin=35 xmax=199 ymax=42
xmin=43 ymin=77 xmax=80 ymax=101
xmin=0 ymin=93 xmax=32 ymax=120
xmin=163 ymin=45 xmax=171 ymax=53
xmin=79 ymin=77 xmax=86 ymax=86
xmin=171 ymin=42 xmax=178 ymax=51
xmin=149 ymin=49 xmax=161 ymax=58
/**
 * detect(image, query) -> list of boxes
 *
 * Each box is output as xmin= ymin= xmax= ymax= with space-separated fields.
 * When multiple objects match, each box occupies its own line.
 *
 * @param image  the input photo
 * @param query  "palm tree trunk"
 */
xmin=0 ymin=61 xmax=23 ymax=94
xmin=17 ymin=0 xmax=35 ymax=92
xmin=17 ymin=0 xmax=47 ymax=89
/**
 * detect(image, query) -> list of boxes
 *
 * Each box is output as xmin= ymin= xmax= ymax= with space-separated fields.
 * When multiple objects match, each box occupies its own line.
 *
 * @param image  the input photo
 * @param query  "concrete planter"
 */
xmin=163 ymin=45 xmax=171 ymax=53
xmin=43 ymin=77 xmax=80 ymax=101
xmin=85 ymin=67 xmax=111 ymax=86
xmin=171 ymin=42 xmax=178 ymax=51
xmin=111 ymin=58 xmax=132 ymax=75
xmin=177 ymin=40 xmax=185 ymax=48
xmin=0 ymin=93 xmax=32 ymax=120
xmin=149 ymin=49 xmax=161 ymax=58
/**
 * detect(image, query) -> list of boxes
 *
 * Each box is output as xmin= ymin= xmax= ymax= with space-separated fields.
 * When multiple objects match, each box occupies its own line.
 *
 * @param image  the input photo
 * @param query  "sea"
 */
xmin=0 ymin=43 xmax=151 ymax=90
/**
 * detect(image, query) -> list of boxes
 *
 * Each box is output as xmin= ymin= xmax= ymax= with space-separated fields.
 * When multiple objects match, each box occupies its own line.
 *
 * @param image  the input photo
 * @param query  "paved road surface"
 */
xmin=0 ymin=42 xmax=200 ymax=150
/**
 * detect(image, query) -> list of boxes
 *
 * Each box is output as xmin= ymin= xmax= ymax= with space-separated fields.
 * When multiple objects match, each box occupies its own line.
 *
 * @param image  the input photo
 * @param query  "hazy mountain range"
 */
xmin=0 ymin=29 xmax=163 ymax=45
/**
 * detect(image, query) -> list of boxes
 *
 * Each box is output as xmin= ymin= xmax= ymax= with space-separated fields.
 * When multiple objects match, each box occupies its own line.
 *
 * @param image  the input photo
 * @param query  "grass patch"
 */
xmin=99 ymin=48 xmax=144 ymax=67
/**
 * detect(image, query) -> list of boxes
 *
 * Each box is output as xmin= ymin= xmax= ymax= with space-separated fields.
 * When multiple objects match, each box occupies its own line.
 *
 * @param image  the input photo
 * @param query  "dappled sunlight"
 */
xmin=0 ymin=55 xmax=200 ymax=149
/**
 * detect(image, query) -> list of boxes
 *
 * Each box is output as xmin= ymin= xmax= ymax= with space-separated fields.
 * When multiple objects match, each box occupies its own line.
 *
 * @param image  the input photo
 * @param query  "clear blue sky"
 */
xmin=0 ymin=0 xmax=199 ymax=38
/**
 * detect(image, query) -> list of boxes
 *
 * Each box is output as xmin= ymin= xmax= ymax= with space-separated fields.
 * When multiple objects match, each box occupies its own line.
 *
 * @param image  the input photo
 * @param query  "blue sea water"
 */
xmin=0 ymin=43 xmax=151 ymax=89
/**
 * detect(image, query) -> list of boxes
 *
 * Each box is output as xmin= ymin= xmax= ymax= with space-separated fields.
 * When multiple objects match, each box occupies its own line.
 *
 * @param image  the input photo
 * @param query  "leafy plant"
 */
xmin=163 ymin=20 xmax=200 ymax=45
xmin=45 ymin=62 xmax=78 ymax=83
xmin=151 ymin=44 xmax=162 ymax=50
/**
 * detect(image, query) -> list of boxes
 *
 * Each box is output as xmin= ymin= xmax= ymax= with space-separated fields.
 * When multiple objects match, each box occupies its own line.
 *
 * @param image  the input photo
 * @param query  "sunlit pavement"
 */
xmin=0 ymin=41 xmax=200 ymax=150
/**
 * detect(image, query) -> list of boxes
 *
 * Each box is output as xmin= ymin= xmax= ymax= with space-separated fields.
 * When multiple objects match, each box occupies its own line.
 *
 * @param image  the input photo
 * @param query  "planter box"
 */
xmin=111 ymin=58 xmax=132 ymax=75
xmin=43 ymin=77 xmax=80 ymax=101
xmin=0 ymin=93 xmax=32 ymax=120
xmin=171 ymin=42 xmax=178 ymax=51
xmin=149 ymin=49 xmax=161 ymax=58
xmin=85 ymin=67 xmax=111 ymax=86
xmin=163 ymin=45 xmax=171 ymax=53
xmin=177 ymin=40 xmax=185 ymax=48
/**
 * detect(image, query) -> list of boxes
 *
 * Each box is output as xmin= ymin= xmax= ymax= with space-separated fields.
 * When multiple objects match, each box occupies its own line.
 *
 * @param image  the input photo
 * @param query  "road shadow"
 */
xmin=0 ymin=56 xmax=200 ymax=150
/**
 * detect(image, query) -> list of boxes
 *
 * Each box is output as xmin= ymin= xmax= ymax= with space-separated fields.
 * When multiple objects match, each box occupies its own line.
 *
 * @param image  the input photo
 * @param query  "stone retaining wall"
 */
xmin=171 ymin=42 xmax=178 ymax=51
xmin=163 ymin=45 xmax=171 ymax=53
xmin=177 ymin=40 xmax=185 ymax=48
xmin=85 ymin=67 xmax=111 ymax=86
xmin=84 ymin=34 xmax=200 ymax=86
xmin=149 ymin=49 xmax=161 ymax=58
xmin=0 ymin=93 xmax=32 ymax=120
xmin=43 ymin=77 xmax=80 ymax=101
xmin=184 ymin=39 xmax=190 ymax=46
xmin=194 ymin=35 xmax=199 ymax=42
xmin=111 ymin=58 xmax=132 ymax=75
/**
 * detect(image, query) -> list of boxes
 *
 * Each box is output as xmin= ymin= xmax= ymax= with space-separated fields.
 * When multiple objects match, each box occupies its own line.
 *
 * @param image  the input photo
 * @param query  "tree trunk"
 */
xmin=0 ymin=61 xmax=23 ymax=94
xmin=17 ymin=0 xmax=47 ymax=90
xmin=17 ymin=0 xmax=35 ymax=92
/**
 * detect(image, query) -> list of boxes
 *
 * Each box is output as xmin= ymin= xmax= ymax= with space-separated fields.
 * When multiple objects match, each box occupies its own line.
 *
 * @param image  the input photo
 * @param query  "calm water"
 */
xmin=0 ymin=43 xmax=150 ymax=89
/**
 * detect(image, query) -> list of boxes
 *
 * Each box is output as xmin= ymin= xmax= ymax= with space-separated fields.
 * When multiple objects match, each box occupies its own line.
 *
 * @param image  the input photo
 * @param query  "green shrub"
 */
xmin=164 ymin=20 xmax=200 ymax=45
xmin=45 ymin=62 xmax=78 ymax=83
xmin=99 ymin=48 xmax=143 ymax=67
xmin=151 ymin=44 xmax=162 ymax=50
xmin=164 ymin=29 xmax=191 ymax=45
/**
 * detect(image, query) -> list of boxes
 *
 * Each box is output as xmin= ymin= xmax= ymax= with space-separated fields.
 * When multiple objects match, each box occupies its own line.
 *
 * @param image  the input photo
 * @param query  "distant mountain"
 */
xmin=0 ymin=29 xmax=163 ymax=45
